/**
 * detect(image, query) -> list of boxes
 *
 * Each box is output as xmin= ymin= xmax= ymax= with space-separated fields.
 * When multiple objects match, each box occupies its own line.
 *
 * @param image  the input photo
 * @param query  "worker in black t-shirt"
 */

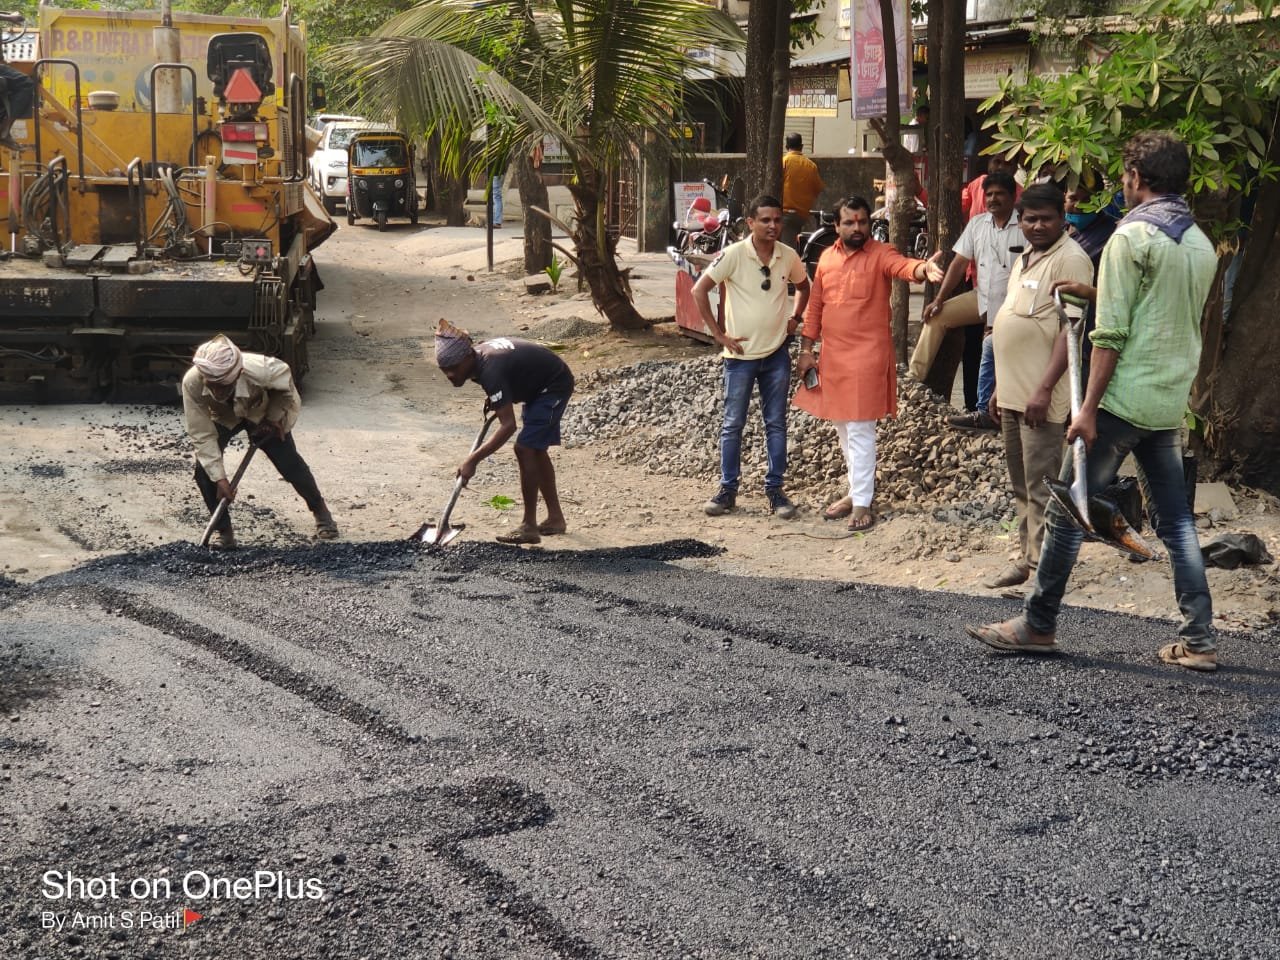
xmin=435 ymin=319 xmax=575 ymax=545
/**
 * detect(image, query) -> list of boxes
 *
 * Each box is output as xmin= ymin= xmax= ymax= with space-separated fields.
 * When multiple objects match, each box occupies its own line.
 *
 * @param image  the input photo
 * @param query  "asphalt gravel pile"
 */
xmin=566 ymin=356 xmax=1013 ymax=522
xmin=3 ymin=540 xmax=1279 ymax=958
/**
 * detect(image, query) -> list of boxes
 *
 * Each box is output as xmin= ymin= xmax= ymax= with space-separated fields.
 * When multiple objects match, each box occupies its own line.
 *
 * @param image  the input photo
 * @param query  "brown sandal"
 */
xmin=823 ymin=495 xmax=853 ymax=521
xmin=496 ymin=524 xmax=541 ymax=545
xmin=847 ymin=510 xmax=877 ymax=532
xmin=537 ymin=521 xmax=567 ymax=536
xmin=966 ymin=617 xmax=1058 ymax=654
xmin=1157 ymin=642 xmax=1217 ymax=672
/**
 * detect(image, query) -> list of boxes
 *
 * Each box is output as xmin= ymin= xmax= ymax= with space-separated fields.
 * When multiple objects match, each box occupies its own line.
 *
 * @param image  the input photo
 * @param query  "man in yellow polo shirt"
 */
xmin=692 ymin=195 xmax=811 ymax=518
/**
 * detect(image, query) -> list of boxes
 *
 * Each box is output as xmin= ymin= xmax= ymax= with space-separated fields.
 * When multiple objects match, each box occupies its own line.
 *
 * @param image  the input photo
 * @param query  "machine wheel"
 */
xmin=347 ymin=209 xmax=356 ymax=226
xmin=376 ymin=210 xmax=388 ymax=231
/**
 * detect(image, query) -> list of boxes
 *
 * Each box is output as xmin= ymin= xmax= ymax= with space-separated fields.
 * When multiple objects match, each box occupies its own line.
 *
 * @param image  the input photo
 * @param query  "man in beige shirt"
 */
xmin=693 ymin=194 xmax=810 ymax=518
xmin=987 ymin=184 xmax=1094 ymax=587
xmin=181 ymin=335 xmax=338 ymax=549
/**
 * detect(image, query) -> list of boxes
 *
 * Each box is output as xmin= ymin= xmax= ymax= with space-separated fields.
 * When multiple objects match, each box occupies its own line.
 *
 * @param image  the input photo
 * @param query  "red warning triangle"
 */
xmin=224 ymin=67 xmax=262 ymax=104
xmin=184 ymin=908 xmax=203 ymax=927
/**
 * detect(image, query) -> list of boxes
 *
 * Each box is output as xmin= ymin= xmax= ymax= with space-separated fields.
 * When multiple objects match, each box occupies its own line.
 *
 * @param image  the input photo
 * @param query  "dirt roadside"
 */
xmin=2 ymin=218 xmax=1277 ymax=636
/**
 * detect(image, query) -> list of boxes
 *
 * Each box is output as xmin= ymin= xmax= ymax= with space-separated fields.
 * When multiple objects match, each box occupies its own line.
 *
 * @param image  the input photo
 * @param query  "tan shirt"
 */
xmin=704 ymin=238 xmax=808 ymax=360
xmin=991 ymin=233 xmax=1094 ymax=422
xmin=181 ymin=353 xmax=301 ymax=482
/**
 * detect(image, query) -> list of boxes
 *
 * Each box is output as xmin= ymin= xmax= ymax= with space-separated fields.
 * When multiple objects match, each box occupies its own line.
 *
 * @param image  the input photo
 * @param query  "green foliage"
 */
xmin=324 ymin=0 xmax=743 ymax=179
xmin=544 ymin=253 xmax=563 ymax=292
xmin=485 ymin=494 xmax=515 ymax=511
xmin=981 ymin=0 xmax=1279 ymax=238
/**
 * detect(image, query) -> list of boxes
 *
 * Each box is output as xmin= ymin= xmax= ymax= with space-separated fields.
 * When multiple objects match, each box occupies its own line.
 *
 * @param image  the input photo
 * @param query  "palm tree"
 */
xmin=326 ymin=0 xmax=743 ymax=330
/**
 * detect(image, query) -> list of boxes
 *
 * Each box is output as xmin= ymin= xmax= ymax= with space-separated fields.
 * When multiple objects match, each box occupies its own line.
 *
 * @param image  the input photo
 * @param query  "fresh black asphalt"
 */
xmin=2 ymin=540 xmax=1278 ymax=959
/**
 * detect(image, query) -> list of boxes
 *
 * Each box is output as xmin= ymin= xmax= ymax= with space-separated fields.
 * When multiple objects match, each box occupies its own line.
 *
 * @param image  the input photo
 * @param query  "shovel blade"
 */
xmin=411 ymin=522 xmax=464 ymax=547
xmin=1043 ymin=476 xmax=1160 ymax=561
xmin=1085 ymin=495 xmax=1160 ymax=561
xmin=1044 ymin=476 xmax=1092 ymax=532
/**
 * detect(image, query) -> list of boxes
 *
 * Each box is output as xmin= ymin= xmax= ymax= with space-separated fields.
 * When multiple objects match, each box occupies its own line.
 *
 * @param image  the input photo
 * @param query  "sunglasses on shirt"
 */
xmin=760 ymin=265 xmax=771 ymax=291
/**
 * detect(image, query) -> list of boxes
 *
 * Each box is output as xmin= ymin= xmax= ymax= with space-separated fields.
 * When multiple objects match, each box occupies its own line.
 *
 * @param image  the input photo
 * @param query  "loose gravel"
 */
xmin=566 ymin=356 xmax=1014 ymax=524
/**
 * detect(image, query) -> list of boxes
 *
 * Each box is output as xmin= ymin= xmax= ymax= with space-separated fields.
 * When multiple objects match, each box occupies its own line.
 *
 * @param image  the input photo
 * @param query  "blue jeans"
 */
xmin=491 ymin=173 xmax=504 ymax=225
xmin=1025 ymin=409 xmax=1214 ymax=651
xmin=719 ymin=343 xmax=790 ymax=491
xmin=977 ymin=333 xmax=995 ymax=412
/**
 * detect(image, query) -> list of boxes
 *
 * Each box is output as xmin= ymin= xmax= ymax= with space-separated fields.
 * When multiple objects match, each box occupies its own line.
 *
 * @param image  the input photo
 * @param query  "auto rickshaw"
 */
xmin=346 ymin=130 xmax=418 ymax=230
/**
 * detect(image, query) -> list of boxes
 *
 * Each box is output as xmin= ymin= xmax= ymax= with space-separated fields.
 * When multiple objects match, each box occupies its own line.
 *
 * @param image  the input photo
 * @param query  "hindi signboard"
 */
xmin=850 ymin=0 xmax=911 ymax=119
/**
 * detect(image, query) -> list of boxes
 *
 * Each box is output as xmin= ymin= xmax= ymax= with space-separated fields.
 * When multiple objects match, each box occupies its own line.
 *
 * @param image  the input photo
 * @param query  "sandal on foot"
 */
xmin=847 ymin=510 xmax=877 ymax=532
xmin=1158 ymin=642 xmax=1217 ymax=672
xmin=537 ymin=521 xmax=567 ymax=536
xmin=823 ymin=495 xmax=852 ymax=521
xmin=966 ymin=617 xmax=1058 ymax=654
xmin=496 ymin=525 xmax=541 ymax=545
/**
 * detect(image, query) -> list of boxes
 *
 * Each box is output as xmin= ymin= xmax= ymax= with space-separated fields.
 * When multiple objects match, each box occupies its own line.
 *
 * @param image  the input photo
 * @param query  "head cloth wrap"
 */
xmin=192 ymin=334 xmax=243 ymax=384
xmin=434 ymin=318 xmax=475 ymax=368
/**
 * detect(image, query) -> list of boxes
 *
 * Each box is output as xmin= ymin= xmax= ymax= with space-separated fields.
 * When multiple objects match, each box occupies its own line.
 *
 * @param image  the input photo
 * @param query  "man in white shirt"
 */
xmin=692 ymin=195 xmax=810 ymax=519
xmin=910 ymin=171 xmax=1022 ymax=430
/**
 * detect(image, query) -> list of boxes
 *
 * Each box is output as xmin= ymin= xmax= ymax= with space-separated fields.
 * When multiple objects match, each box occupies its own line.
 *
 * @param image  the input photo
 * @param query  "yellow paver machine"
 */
xmin=0 ymin=5 xmax=334 ymax=401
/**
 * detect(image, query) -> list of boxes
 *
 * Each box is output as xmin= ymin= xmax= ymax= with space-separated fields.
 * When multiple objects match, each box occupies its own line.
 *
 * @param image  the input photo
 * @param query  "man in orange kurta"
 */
xmin=794 ymin=196 xmax=943 ymax=530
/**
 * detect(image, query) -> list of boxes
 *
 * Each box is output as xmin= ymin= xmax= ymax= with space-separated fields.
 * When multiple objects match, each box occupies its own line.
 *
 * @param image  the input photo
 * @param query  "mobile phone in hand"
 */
xmin=804 ymin=367 xmax=819 ymax=390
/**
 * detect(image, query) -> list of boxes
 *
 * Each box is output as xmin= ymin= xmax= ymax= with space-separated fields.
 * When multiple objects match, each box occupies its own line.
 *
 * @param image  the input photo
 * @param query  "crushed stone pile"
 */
xmin=565 ymin=355 xmax=1015 ymax=523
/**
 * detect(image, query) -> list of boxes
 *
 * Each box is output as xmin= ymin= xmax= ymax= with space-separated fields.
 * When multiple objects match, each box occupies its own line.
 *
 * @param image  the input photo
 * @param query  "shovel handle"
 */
xmin=199 ymin=443 xmax=258 ymax=547
xmin=432 ymin=411 xmax=500 ymax=534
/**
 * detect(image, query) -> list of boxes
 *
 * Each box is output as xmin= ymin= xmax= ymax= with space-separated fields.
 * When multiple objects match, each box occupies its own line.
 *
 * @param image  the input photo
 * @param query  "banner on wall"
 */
xmin=787 ymin=70 xmax=839 ymax=118
xmin=849 ymin=0 xmax=911 ymax=119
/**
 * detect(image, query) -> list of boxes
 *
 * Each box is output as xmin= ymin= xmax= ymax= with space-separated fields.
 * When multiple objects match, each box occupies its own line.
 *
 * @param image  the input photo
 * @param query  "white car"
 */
xmin=308 ymin=120 xmax=392 ymax=213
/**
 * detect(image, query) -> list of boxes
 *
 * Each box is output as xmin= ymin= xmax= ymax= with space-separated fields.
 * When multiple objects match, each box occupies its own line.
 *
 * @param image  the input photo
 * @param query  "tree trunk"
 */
xmin=1200 ymin=127 xmax=1280 ymax=493
xmin=568 ymin=164 xmax=648 ymax=331
xmin=764 ymin=0 xmax=789 ymax=200
xmin=921 ymin=0 xmax=968 ymax=394
xmin=929 ymin=0 xmax=965 ymax=258
xmin=744 ymin=0 xmax=785 ymax=199
xmin=879 ymin=0 xmax=914 ymax=364
xmin=514 ymin=147 xmax=551 ymax=275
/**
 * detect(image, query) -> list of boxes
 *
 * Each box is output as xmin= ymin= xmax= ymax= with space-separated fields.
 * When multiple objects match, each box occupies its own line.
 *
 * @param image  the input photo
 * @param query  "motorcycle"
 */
xmin=870 ymin=197 xmax=930 ymax=259
xmin=670 ymin=175 xmax=747 ymax=258
xmin=796 ymin=209 xmax=836 ymax=279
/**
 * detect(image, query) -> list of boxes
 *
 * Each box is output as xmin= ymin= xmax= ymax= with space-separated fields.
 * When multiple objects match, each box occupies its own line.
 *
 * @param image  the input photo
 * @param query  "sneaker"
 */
xmin=314 ymin=509 xmax=340 ymax=540
xmin=766 ymin=487 xmax=797 ymax=520
xmin=703 ymin=486 xmax=736 ymax=516
xmin=0 ymin=135 xmax=21 ymax=152
xmin=947 ymin=410 xmax=998 ymax=432
xmin=210 ymin=529 xmax=238 ymax=551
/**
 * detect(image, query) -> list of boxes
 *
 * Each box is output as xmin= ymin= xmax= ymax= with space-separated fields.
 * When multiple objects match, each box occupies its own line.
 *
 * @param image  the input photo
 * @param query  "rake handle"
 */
xmin=199 ymin=443 xmax=258 ymax=547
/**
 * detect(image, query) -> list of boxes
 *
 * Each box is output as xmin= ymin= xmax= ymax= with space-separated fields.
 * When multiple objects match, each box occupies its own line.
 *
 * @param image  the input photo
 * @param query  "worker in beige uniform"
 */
xmin=181 ymin=334 xmax=338 ymax=550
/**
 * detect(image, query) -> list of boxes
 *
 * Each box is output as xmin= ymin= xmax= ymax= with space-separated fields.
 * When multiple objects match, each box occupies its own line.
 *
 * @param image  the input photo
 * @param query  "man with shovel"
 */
xmin=182 ymin=335 xmax=339 ymax=549
xmin=968 ymin=132 xmax=1219 ymax=671
xmin=435 ymin=319 xmax=574 ymax=545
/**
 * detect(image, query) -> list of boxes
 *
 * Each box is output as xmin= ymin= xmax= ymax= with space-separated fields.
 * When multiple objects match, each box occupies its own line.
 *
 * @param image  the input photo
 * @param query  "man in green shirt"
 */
xmin=967 ymin=131 xmax=1220 ymax=672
